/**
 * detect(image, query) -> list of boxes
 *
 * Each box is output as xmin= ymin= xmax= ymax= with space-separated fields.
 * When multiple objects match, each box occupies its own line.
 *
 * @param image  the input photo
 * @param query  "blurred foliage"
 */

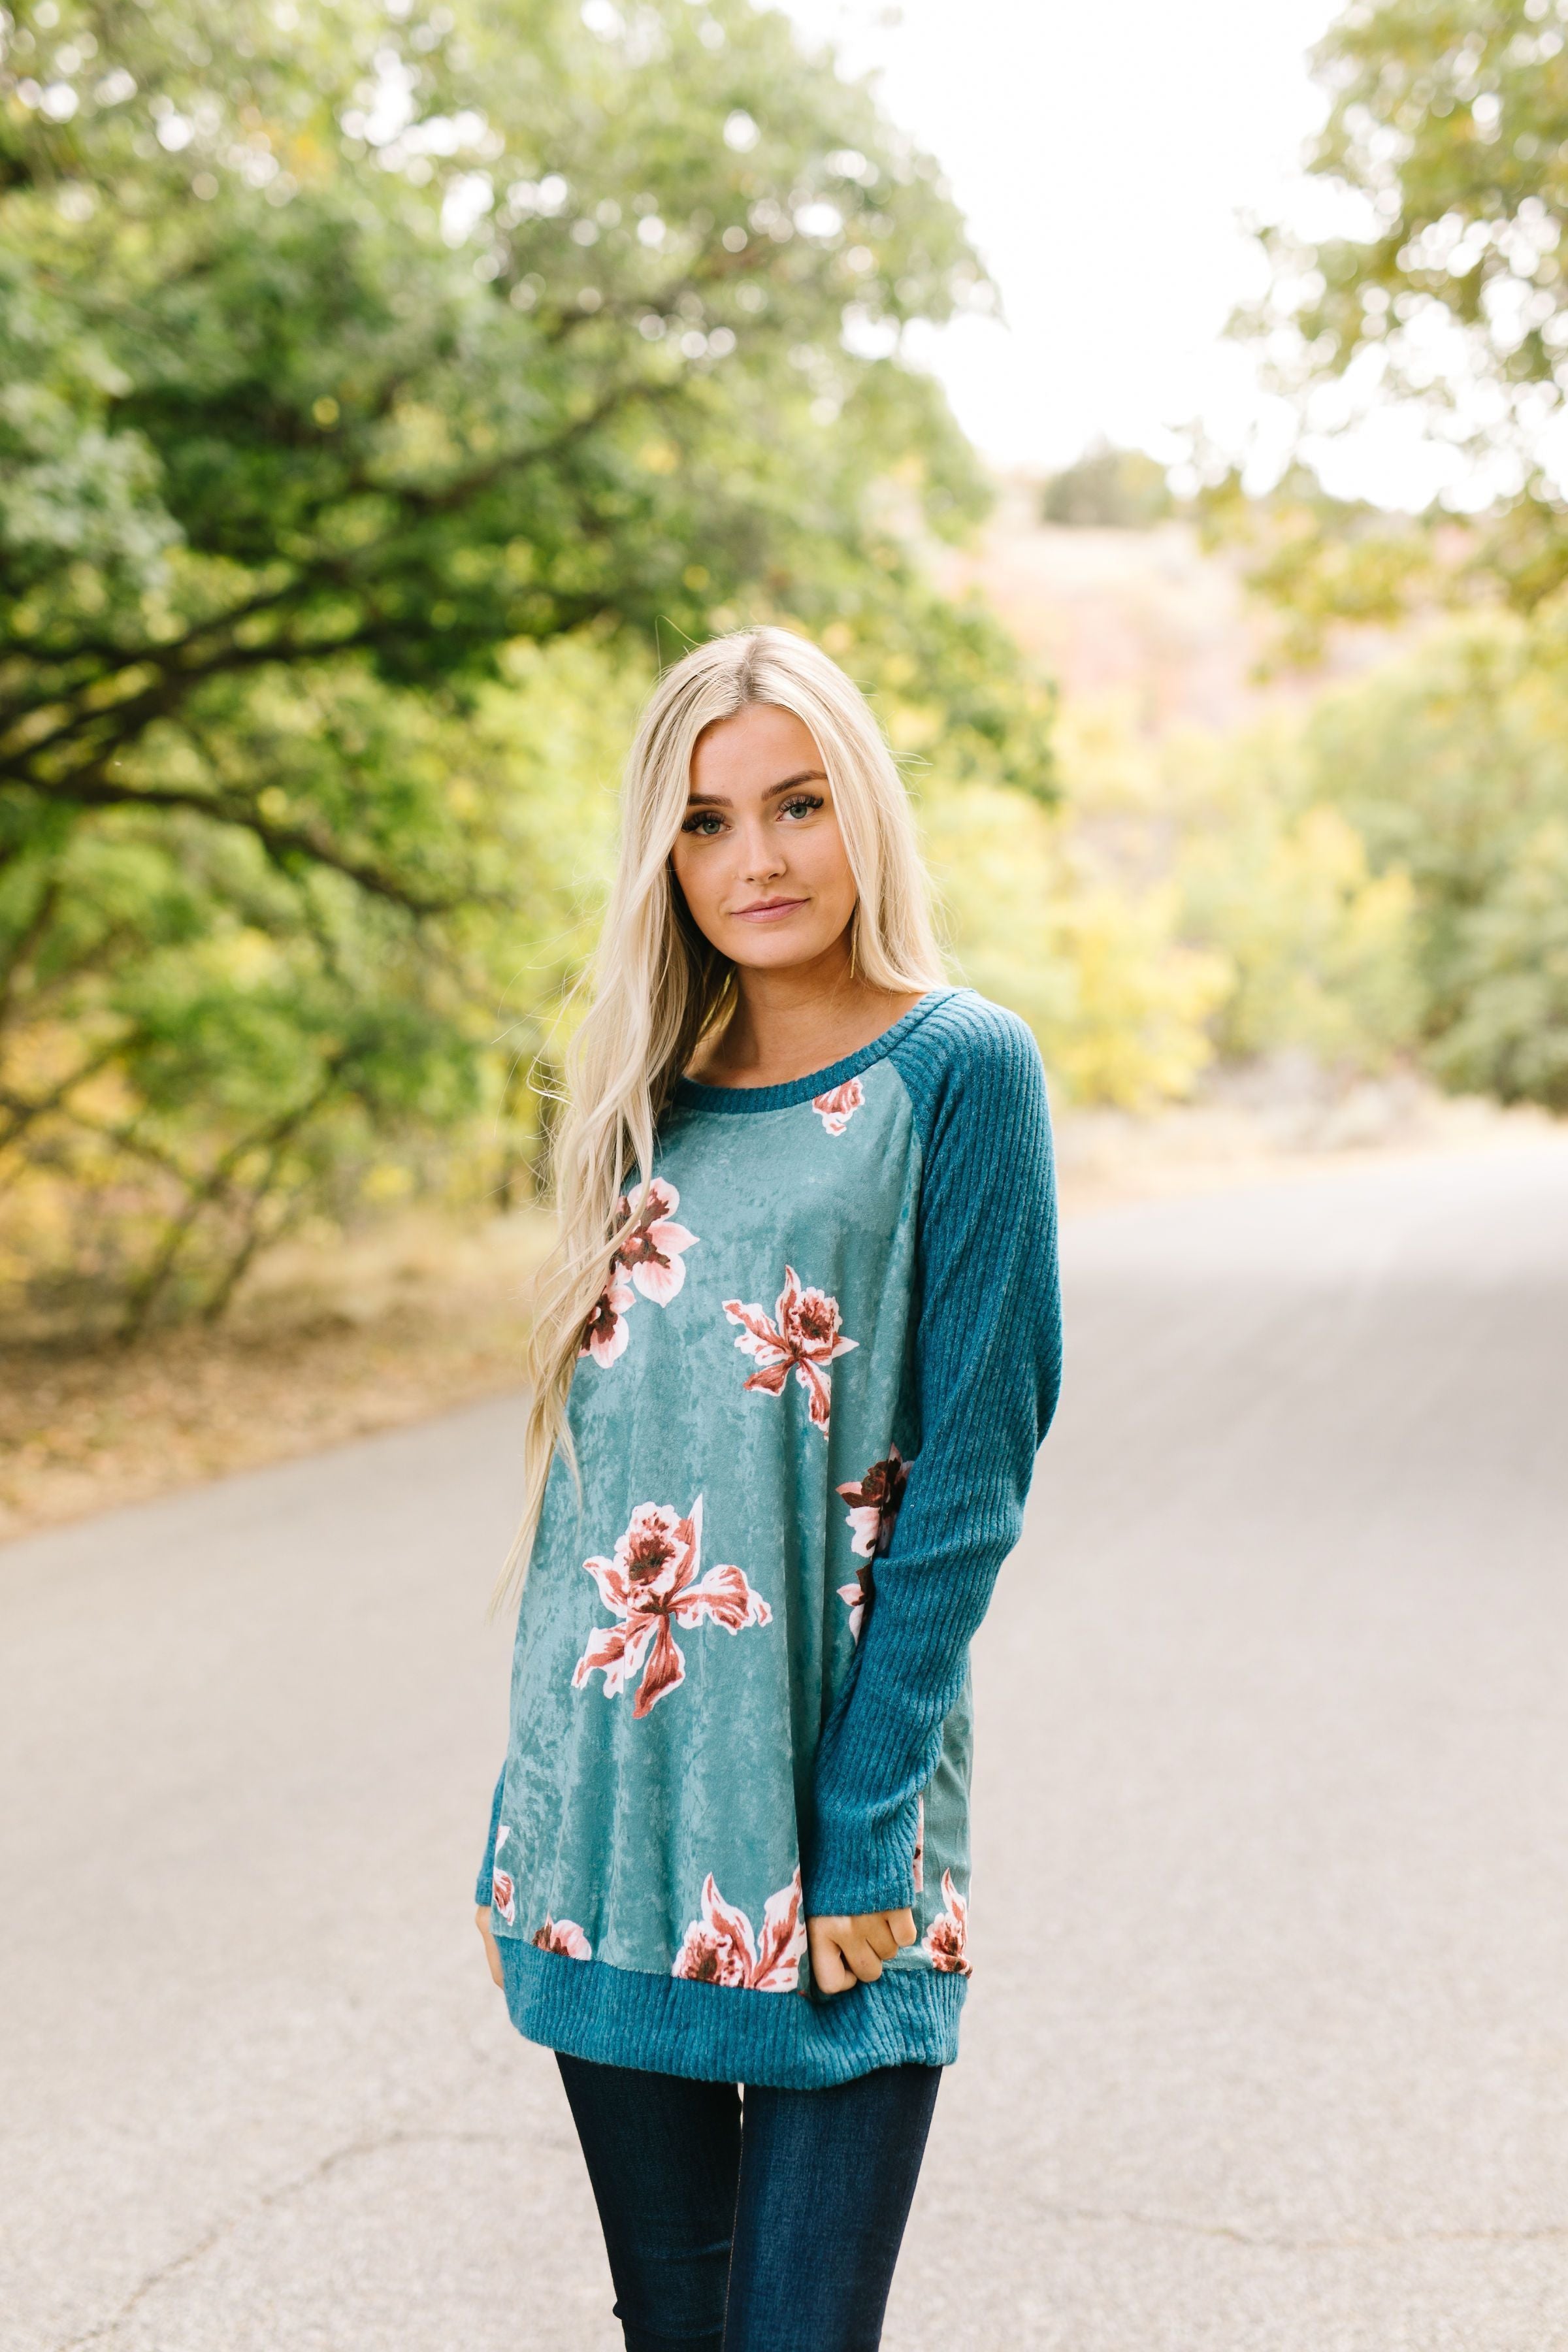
xmin=1168 ymin=719 xmax=1422 ymax=1068
xmin=956 ymin=694 xmax=1420 ymax=1112
xmin=1194 ymin=459 xmax=1455 ymax=668
xmin=1041 ymin=443 xmax=1174 ymax=531
xmin=1181 ymin=0 xmax=1568 ymax=1111
xmin=0 ymin=634 xmax=641 ymax=1326
xmin=1301 ymin=606 xmax=1568 ymax=1105
xmin=1209 ymin=0 xmax=1568 ymax=642
xmin=925 ymin=773 xmax=1230 ymax=1110
xmin=0 ymin=0 xmax=1055 ymax=1331
xmin=7 ymin=0 xmax=1560 ymax=1337
xmin=1020 ymin=600 xmax=1568 ymax=1116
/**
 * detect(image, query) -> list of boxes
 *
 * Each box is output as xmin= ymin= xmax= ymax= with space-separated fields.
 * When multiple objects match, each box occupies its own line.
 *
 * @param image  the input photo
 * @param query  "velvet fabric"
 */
xmin=477 ymin=988 xmax=1061 ymax=2086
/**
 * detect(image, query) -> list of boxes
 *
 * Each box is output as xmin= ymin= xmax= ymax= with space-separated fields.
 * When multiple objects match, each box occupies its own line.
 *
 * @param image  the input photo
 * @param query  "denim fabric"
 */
xmin=556 ymin=2051 xmax=942 ymax=2351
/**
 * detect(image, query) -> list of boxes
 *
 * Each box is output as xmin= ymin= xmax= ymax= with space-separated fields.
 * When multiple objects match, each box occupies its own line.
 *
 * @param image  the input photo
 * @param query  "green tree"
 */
xmin=0 ymin=0 xmax=1051 ymax=1330
xmin=1187 ymin=1 xmax=1568 ymax=1110
xmin=1301 ymin=609 xmax=1568 ymax=1104
xmin=1162 ymin=723 xmax=1418 ymax=1072
xmin=1221 ymin=0 xmax=1568 ymax=624
xmin=1041 ymin=442 xmax=1173 ymax=531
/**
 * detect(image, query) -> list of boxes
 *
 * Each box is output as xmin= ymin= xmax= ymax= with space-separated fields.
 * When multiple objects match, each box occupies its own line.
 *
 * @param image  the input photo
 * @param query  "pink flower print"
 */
xmin=722 ymin=1266 xmax=857 ymax=1433
xmin=812 ymin=1078 xmax=864 ymax=1135
xmin=532 ymin=1915 xmax=593 ymax=1960
xmin=911 ymin=1795 xmax=925 ymax=1895
xmin=491 ymin=1824 xmax=517 ymax=1923
xmin=672 ymin=1869 xmax=807 ymax=1992
xmin=836 ymin=1450 xmax=907 ymax=1635
xmin=615 ymin=1178 xmax=697 ymax=1306
xmin=580 ymin=1271 xmax=634 ymax=1367
xmin=838 ymin=1446 xmax=908 ymax=1561
xmin=572 ymin=1496 xmax=771 ymax=1718
xmin=923 ymin=1869 xmax=971 ymax=1976
xmin=836 ymin=1561 xmax=873 ymax=1642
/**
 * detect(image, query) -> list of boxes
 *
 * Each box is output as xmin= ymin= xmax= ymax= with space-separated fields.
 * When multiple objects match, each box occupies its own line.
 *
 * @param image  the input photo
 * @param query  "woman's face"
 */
xmin=670 ymin=703 xmax=858 ymax=974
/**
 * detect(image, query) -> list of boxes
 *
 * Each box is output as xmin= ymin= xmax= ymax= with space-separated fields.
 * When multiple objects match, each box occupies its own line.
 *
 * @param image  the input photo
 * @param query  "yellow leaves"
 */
xmin=1172 ymin=730 xmax=1422 ymax=1067
xmin=0 ymin=1166 xmax=78 ymax=1293
xmin=449 ymin=545 xmax=497 ymax=585
xmin=210 ymin=930 xmax=282 ymax=990
xmin=83 ymin=663 xmax=161 ymax=711
xmin=384 ymin=399 xmax=464 ymax=474
xmin=1051 ymin=695 xmax=1161 ymax=814
xmin=885 ymin=702 xmax=939 ymax=756
xmin=921 ymin=777 xmax=1228 ymax=1111
xmin=924 ymin=676 xmax=1426 ymax=1108
xmin=1043 ymin=883 xmax=1230 ymax=1107
xmin=284 ymin=127 xmax=333 ymax=188
xmin=361 ymin=1163 xmax=414 ymax=1204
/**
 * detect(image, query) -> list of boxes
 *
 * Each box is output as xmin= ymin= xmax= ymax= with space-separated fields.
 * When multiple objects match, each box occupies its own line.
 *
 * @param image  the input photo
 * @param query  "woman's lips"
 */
xmin=730 ymin=896 xmax=808 ymax=923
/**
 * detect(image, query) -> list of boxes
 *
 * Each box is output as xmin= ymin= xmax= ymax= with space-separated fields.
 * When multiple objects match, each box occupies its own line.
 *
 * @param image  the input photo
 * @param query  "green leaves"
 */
xmin=1301 ymin=606 xmax=1568 ymax=1106
xmin=1233 ymin=0 xmax=1568 ymax=608
xmin=0 ymin=0 xmax=1055 ymax=1330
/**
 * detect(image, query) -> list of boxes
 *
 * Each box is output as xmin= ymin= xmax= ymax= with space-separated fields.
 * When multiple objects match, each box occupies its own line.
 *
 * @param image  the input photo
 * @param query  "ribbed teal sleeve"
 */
xmin=803 ymin=998 xmax=1062 ymax=1918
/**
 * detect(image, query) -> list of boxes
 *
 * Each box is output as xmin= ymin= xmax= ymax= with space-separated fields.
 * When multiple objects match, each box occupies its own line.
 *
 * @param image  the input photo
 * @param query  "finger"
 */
xmin=844 ymin=1937 xmax=883 ymax=1983
xmin=808 ymin=1923 xmax=855 ymax=1995
xmin=889 ymin=1908 xmax=917 ymax=1949
xmin=862 ymin=1918 xmax=900 ymax=1962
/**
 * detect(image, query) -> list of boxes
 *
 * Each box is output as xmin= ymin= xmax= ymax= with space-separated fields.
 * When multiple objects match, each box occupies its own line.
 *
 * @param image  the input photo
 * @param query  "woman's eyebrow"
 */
xmin=685 ymin=769 xmax=828 ymax=808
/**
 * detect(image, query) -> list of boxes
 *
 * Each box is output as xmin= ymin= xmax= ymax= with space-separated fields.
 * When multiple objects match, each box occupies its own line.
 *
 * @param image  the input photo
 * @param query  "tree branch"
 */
xmin=116 ymin=1068 xmax=346 ymax=1341
xmin=25 ymin=767 xmax=470 ymax=914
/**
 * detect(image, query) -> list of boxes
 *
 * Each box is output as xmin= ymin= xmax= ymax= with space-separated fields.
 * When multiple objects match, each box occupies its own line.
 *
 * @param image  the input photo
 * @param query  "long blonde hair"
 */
xmin=497 ymin=626 xmax=946 ymax=1606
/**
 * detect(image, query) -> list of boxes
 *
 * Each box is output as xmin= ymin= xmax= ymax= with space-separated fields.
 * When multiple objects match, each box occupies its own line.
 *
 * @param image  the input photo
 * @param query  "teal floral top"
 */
xmin=476 ymin=988 xmax=1062 ymax=2088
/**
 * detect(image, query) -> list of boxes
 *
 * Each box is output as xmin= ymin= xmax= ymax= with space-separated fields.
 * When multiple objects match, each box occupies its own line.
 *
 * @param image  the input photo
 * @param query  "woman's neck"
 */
xmin=688 ymin=948 xmax=924 ymax=1090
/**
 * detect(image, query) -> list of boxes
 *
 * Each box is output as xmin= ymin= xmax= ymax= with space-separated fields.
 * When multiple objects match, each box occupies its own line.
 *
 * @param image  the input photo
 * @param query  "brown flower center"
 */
xmin=624 ymin=1530 xmax=678 ymax=1584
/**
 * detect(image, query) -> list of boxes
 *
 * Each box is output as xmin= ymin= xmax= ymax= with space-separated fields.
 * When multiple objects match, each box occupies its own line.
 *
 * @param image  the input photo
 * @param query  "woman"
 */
xmin=474 ymin=626 xmax=1062 ymax=2351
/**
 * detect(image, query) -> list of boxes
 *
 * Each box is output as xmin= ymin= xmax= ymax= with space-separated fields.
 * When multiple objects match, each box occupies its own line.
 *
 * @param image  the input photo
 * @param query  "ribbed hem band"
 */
xmin=498 ymin=1938 xmax=966 ymax=2089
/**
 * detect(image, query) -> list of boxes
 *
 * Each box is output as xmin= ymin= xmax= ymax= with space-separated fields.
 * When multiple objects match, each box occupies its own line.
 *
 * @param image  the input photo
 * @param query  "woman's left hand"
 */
xmin=806 ymin=1908 xmax=917 ymax=1994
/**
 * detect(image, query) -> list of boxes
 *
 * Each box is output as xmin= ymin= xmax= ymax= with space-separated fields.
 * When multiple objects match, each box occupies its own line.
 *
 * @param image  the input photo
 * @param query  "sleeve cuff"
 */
xmin=804 ymin=1793 xmax=921 ymax=1918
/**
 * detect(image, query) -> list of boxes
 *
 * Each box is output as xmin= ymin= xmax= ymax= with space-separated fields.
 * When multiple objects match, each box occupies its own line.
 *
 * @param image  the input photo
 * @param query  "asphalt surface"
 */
xmin=3 ymin=1139 xmax=1567 ymax=2352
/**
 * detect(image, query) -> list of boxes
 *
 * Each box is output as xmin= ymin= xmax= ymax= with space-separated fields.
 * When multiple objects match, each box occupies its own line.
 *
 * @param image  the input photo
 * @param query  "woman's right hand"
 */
xmin=476 ymin=1904 xmax=504 ymax=1989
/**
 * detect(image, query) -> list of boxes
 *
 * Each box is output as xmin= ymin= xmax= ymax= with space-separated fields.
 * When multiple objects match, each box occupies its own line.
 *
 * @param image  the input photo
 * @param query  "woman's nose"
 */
xmin=737 ymin=822 xmax=785 ymax=881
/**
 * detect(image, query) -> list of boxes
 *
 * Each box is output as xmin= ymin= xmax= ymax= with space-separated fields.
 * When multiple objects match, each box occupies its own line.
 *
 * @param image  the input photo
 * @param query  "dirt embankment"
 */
xmin=0 ymin=1216 xmax=548 ymax=1545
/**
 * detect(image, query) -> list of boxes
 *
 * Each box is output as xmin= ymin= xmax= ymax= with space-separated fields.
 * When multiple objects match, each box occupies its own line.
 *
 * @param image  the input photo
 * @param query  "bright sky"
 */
xmin=782 ymin=0 xmax=1350 ymax=483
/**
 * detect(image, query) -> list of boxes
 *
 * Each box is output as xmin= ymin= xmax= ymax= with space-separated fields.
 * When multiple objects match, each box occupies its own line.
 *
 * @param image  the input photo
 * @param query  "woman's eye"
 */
xmin=681 ymin=811 xmax=725 ymax=837
xmin=779 ymin=794 xmax=825 ymax=821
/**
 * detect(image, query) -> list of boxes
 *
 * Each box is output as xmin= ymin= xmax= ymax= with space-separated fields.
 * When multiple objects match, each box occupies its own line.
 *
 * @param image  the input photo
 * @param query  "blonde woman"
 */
xmin=474 ymin=627 xmax=1062 ymax=2350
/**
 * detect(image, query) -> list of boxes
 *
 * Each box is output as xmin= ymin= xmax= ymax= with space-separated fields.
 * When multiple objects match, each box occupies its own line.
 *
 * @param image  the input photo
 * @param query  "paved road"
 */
xmin=4 ymin=1141 xmax=1567 ymax=2352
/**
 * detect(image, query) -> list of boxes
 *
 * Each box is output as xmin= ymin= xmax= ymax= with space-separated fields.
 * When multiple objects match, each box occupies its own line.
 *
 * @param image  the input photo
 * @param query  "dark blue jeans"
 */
xmin=555 ymin=2051 xmax=942 ymax=2351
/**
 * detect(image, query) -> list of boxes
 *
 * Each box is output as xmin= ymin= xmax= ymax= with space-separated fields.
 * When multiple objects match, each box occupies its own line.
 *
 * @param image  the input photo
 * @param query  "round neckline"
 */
xmin=673 ymin=987 xmax=961 ymax=1115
